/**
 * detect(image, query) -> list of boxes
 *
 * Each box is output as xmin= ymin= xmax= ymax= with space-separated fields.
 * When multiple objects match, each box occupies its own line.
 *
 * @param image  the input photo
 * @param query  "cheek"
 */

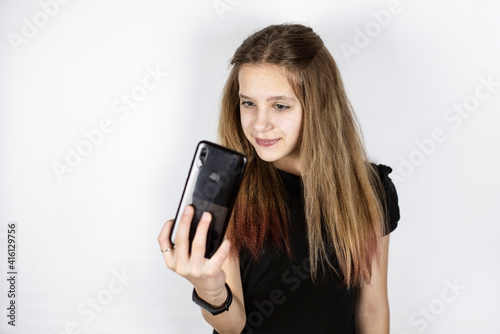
xmin=294 ymin=117 xmax=303 ymax=139
xmin=281 ymin=115 xmax=302 ymax=140
xmin=239 ymin=112 xmax=252 ymax=136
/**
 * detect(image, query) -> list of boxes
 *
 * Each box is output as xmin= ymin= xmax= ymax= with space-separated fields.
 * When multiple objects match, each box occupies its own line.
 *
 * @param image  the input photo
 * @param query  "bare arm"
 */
xmin=356 ymin=234 xmax=390 ymax=334
xmin=158 ymin=206 xmax=246 ymax=334
xmin=199 ymin=253 xmax=246 ymax=333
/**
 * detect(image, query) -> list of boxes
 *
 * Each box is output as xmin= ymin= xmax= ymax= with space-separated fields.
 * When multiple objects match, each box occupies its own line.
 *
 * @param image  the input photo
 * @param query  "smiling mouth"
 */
xmin=255 ymin=138 xmax=280 ymax=147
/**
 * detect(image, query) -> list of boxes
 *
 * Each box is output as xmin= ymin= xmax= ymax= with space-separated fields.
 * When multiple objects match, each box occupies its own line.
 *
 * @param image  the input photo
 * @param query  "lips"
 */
xmin=255 ymin=138 xmax=280 ymax=147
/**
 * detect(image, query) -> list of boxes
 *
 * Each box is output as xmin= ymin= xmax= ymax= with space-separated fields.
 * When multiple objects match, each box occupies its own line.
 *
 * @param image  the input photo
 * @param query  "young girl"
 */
xmin=158 ymin=23 xmax=400 ymax=334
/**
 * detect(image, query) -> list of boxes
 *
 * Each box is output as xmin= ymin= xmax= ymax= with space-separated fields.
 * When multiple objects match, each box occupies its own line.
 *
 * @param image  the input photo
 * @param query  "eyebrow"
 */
xmin=239 ymin=94 xmax=297 ymax=102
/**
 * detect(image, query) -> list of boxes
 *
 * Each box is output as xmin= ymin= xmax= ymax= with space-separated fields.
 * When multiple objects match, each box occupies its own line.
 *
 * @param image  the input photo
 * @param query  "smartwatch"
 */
xmin=192 ymin=283 xmax=233 ymax=315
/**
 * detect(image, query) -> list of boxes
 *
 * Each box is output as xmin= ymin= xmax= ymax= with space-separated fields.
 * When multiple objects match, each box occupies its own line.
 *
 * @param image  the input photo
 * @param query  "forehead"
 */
xmin=238 ymin=63 xmax=295 ymax=96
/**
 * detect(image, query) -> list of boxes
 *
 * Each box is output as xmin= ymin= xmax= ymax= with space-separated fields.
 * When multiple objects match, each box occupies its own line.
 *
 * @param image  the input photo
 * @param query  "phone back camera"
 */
xmin=198 ymin=147 xmax=208 ymax=167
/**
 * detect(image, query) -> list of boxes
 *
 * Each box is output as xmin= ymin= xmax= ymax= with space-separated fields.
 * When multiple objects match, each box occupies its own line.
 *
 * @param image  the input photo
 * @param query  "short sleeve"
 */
xmin=371 ymin=163 xmax=400 ymax=234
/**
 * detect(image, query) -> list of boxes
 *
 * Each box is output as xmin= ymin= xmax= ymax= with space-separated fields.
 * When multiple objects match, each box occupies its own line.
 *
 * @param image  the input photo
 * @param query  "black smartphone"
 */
xmin=170 ymin=140 xmax=247 ymax=258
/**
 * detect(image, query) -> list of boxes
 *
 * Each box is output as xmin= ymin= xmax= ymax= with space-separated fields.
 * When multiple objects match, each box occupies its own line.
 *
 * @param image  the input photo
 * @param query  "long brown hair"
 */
xmin=218 ymin=24 xmax=387 ymax=287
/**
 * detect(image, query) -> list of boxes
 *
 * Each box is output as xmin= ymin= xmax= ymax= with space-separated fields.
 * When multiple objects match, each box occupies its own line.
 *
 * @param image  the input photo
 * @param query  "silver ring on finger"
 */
xmin=161 ymin=246 xmax=174 ymax=253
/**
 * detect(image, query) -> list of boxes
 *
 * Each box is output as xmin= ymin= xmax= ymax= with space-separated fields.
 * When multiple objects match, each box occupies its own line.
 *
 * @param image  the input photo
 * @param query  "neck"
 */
xmin=273 ymin=157 xmax=301 ymax=176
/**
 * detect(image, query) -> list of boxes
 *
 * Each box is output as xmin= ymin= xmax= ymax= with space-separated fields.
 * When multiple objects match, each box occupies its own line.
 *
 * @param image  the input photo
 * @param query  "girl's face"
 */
xmin=238 ymin=63 xmax=303 ymax=175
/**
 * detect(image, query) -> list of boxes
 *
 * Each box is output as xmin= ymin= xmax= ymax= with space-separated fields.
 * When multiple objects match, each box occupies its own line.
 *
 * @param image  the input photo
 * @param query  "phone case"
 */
xmin=170 ymin=141 xmax=247 ymax=258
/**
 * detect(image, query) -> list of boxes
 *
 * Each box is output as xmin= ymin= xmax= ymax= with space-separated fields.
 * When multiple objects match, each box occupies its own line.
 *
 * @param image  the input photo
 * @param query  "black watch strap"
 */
xmin=192 ymin=283 xmax=233 ymax=315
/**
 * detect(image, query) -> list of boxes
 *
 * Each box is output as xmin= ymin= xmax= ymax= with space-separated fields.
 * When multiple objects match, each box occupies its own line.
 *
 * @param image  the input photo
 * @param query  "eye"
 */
xmin=241 ymin=101 xmax=255 ymax=108
xmin=274 ymin=103 xmax=289 ymax=111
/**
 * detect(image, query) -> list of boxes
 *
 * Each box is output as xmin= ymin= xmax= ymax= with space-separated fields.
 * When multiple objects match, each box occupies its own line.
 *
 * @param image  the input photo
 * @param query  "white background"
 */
xmin=1 ymin=0 xmax=499 ymax=333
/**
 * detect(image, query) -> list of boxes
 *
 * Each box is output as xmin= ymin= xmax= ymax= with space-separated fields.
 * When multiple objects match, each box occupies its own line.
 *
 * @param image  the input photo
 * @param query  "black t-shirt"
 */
xmin=214 ymin=164 xmax=400 ymax=334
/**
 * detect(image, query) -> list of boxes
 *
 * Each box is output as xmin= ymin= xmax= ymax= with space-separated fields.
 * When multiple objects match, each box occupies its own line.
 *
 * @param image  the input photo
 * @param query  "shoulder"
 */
xmin=369 ymin=163 xmax=401 ymax=234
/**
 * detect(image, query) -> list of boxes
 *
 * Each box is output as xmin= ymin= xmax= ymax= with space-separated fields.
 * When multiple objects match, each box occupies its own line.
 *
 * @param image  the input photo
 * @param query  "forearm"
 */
xmin=198 ymin=288 xmax=246 ymax=334
xmin=356 ymin=304 xmax=389 ymax=334
xmin=356 ymin=235 xmax=390 ymax=334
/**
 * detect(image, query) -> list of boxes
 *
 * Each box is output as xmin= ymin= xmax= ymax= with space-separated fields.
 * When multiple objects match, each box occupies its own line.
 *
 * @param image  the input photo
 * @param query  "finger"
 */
xmin=208 ymin=238 xmax=231 ymax=270
xmin=190 ymin=212 xmax=212 ymax=261
xmin=174 ymin=205 xmax=195 ymax=263
xmin=158 ymin=220 xmax=176 ymax=269
xmin=158 ymin=219 xmax=174 ymax=251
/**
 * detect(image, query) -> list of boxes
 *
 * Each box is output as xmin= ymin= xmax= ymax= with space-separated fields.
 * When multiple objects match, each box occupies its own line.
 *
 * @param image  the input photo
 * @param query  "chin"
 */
xmin=254 ymin=151 xmax=280 ymax=163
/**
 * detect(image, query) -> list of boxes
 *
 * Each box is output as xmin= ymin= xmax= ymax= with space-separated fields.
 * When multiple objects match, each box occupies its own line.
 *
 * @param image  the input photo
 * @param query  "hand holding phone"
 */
xmin=170 ymin=141 xmax=247 ymax=258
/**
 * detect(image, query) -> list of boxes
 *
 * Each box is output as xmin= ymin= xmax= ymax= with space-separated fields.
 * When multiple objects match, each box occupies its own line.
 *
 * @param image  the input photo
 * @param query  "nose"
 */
xmin=253 ymin=108 xmax=273 ymax=133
